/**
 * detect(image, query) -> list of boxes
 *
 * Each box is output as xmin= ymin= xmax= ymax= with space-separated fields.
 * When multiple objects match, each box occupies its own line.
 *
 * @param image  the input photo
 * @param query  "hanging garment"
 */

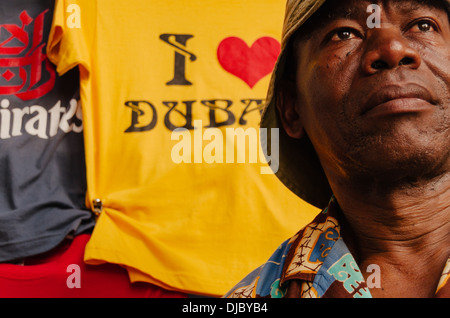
xmin=47 ymin=0 xmax=319 ymax=296
xmin=0 ymin=0 xmax=95 ymax=263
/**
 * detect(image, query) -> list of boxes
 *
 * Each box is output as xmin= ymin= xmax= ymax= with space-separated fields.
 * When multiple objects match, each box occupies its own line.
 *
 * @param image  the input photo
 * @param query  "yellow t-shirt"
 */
xmin=47 ymin=0 xmax=319 ymax=296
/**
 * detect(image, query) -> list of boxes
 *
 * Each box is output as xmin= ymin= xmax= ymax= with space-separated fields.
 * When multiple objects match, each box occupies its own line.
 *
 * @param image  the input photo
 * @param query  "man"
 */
xmin=225 ymin=0 xmax=450 ymax=298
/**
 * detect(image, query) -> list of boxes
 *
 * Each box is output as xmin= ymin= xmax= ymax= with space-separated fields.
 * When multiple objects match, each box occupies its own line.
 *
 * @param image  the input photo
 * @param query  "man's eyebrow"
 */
xmin=324 ymin=6 xmax=367 ymax=22
xmin=394 ymin=0 xmax=446 ymax=15
xmin=291 ymin=3 xmax=367 ymax=42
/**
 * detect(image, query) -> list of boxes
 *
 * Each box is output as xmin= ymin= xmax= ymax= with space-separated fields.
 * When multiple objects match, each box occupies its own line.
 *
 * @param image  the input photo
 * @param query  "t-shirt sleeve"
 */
xmin=47 ymin=0 xmax=94 ymax=76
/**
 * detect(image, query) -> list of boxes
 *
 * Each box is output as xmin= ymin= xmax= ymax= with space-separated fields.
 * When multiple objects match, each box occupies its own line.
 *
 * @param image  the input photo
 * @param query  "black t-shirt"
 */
xmin=0 ymin=0 xmax=95 ymax=262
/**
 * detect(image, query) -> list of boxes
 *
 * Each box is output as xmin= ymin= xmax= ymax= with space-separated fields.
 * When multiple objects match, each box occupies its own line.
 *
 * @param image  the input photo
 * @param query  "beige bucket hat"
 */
xmin=261 ymin=0 xmax=450 ymax=209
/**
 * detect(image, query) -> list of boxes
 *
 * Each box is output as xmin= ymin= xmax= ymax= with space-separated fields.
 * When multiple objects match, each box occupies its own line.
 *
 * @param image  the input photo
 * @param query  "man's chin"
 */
xmin=349 ymin=145 xmax=450 ymax=187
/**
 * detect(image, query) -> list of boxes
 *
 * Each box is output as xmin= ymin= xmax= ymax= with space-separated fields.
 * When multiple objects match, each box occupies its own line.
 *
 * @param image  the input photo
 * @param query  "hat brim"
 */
xmin=261 ymin=0 xmax=331 ymax=209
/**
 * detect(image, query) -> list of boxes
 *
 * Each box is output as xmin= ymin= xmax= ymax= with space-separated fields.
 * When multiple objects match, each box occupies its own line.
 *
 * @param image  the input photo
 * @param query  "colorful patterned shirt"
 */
xmin=225 ymin=197 xmax=450 ymax=298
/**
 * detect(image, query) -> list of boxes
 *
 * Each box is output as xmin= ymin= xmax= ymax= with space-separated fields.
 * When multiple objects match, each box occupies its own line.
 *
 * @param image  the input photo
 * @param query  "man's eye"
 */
xmin=330 ymin=29 xmax=358 ymax=41
xmin=409 ymin=20 xmax=437 ymax=33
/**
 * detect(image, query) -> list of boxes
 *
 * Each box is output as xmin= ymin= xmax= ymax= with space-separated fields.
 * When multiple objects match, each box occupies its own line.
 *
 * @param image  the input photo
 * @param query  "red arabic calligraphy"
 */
xmin=0 ymin=10 xmax=55 ymax=100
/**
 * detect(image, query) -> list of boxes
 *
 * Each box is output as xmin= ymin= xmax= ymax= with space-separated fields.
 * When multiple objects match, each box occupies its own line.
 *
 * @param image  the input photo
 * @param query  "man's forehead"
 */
xmin=309 ymin=0 xmax=448 ymax=23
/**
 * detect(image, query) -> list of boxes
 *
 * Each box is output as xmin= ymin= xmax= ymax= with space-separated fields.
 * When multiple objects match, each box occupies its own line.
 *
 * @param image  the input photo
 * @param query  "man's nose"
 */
xmin=361 ymin=27 xmax=421 ymax=74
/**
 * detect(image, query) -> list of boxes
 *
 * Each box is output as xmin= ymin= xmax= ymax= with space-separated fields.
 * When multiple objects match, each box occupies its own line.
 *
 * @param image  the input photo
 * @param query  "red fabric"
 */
xmin=0 ymin=234 xmax=187 ymax=298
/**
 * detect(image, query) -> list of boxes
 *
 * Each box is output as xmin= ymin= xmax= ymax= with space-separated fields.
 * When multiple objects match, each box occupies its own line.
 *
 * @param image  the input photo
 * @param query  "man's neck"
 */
xmin=331 ymin=172 xmax=450 ymax=297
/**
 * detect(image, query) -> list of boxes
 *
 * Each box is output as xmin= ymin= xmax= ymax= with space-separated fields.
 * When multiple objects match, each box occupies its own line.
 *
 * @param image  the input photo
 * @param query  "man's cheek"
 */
xmin=425 ymin=49 xmax=450 ymax=84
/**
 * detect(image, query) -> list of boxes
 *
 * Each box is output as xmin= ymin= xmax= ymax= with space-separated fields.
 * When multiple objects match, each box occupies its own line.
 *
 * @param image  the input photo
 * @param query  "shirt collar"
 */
xmin=281 ymin=196 xmax=341 ymax=286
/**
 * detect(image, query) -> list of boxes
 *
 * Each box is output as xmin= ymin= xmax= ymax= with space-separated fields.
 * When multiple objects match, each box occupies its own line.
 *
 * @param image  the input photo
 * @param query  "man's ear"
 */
xmin=277 ymin=79 xmax=305 ymax=139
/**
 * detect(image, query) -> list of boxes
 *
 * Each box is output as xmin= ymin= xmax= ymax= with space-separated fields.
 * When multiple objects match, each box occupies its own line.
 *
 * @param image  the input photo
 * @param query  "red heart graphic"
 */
xmin=217 ymin=37 xmax=280 ymax=88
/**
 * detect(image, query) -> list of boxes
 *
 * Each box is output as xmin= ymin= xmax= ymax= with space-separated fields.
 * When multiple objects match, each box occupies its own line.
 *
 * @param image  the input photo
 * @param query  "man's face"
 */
xmin=289 ymin=0 xmax=450 ymax=184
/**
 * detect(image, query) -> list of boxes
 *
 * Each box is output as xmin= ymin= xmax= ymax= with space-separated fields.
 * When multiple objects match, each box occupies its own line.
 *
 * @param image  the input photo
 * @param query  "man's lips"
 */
xmin=362 ymin=84 xmax=438 ymax=117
